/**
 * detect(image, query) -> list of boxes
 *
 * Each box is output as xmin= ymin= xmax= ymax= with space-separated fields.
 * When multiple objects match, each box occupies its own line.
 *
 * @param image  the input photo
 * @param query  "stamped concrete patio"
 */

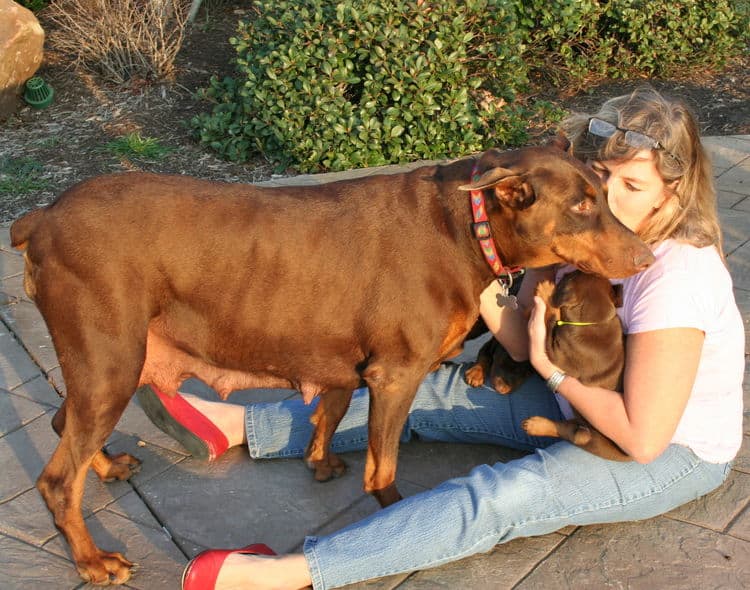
xmin=0 ymin=135 xmax=749 ymax=589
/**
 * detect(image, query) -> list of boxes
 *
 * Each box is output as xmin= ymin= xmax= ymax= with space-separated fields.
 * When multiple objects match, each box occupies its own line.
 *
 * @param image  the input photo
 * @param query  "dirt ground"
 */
xmin=1 ymin=1 xmax=748 ymax=222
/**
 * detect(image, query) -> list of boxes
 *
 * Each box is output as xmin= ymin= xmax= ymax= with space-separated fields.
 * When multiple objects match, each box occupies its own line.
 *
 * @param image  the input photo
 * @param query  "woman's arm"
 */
xmin=529 ymin=296 xmax=704 ymax=463
xmin=479 ymin=267 xmax=556 ymax=361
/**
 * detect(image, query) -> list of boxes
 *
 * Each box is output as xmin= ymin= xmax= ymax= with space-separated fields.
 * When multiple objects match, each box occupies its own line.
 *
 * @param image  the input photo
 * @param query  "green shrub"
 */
xmin=516 ymin=0 xmax=746 ymax=82
xmin=192 ymin=0 xmax=528 ymax=172
xmin=513 ymin=0 xmax=612 ymax=82
xmin=17 ymin=0 xmax=49 ymax=10
xmin=193 ymin=0 xmax=748 ymax=173
xmin=599 ymin=0 xmax=743 ymax=77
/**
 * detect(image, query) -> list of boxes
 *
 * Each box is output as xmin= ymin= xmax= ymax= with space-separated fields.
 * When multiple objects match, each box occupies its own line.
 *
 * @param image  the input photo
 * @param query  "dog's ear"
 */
xmin=546 ymin=133 xmax=571 ymax=153
xmin=611 ymin=283 xmax=624 ymax=308
xmin=458 ymin=167 xmax=535 ymax=209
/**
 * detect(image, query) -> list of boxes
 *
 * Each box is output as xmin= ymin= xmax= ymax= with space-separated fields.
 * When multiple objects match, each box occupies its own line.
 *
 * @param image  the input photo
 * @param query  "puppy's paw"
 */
xmin=464 ymin=364 xmax=486 ymax=387
xmin=521 ymin=416 xmax=557 ymax=438
xmin=571 ymin=424 xmax=592 ymax=445
xmin=491 ymin=375 xmax=515 ymax=394
xmin=534 ymin=280 xmax=556 ymax=305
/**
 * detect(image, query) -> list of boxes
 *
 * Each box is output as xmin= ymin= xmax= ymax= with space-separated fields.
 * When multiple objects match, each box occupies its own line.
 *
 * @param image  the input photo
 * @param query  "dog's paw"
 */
xmin=306 ymin=452 xmax=348 ymax=482
xmin=492 ymin=375 xmax=524 ymax=395
xmin=491 ymin=376 xmax=515 ymax=394
xmin=521 ymin=416 xmax=556 ymax=437
xmin=92 ymin=452 xmax=141 ymax=483
xmin=464 ymin=364 xmax=486 ymax=387
xmin=534 ymin=280 xmax=556 ymax=304
xmin=571 ymin=424 xmax=592 ymax=445
xmin=76 ymin=549 xmax=134 ymax=585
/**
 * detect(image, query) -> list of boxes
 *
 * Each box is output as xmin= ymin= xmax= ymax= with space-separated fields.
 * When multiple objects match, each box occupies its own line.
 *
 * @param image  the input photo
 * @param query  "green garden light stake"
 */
xmin=23 ymin=77 xmax=54 ymax=109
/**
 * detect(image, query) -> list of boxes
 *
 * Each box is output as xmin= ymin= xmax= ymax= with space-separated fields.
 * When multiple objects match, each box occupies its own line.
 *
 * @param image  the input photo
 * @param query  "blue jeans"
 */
xmin=245 ymin=363 xmax=731 ymax=590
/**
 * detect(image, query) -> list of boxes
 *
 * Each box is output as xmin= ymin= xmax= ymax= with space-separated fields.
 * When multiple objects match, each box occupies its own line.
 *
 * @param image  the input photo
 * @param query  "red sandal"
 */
xmin=182 ymin=543 xmax=277 ymax=590
xmin=136 ymin=385 xmax=229 ymax=461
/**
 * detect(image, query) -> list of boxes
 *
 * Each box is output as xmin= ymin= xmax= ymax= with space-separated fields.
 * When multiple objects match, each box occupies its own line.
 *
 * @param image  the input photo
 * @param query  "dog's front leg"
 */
xmin=464 ymin=339 xmax=494 ymax=387
xmin=362 ymin=364 xmax=422 ymax=507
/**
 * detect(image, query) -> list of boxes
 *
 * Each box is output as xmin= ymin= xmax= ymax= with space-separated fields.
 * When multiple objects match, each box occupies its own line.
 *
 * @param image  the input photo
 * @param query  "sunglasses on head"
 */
xmin=587 ymin=117 xmax=681 ymax=164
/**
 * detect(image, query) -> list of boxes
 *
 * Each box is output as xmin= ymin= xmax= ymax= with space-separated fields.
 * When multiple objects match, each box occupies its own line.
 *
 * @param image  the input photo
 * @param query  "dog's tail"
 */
xmin=10 ymin=209 xmax=44 ymax=252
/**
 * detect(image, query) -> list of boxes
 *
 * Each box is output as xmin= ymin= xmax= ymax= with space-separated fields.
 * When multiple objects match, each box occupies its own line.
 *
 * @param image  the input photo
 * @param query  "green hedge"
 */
xmin=17 ymin=0 xmax=49 ymax=10
xmin=517 ymin=0 xmax=746 ymax=81
xmin=192 ymin=0 xmax=529 ymax=172
xmin=192 ymin=0 xmax=748 ymax=173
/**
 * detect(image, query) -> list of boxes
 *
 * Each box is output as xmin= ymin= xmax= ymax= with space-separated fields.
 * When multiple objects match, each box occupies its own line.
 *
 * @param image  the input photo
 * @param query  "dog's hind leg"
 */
xmin=305 ymin=388 xmax=353 ymax=482
xmin=36 ymin=299 xmax=147 ymax=583
xmin=51 ymin=399 xmax=140 ymax=483
xmin=580 ymin=430 xmax=631 ymax=461
xmin=39 ymin=374 xmax=140 ymax=584
xmin=39 ymin=407 xmax=135 ymax=583
xmin=521 ymin=416 xmax=593 ymax=444
xmin=522 ymin=416 xmax=631 ymax=461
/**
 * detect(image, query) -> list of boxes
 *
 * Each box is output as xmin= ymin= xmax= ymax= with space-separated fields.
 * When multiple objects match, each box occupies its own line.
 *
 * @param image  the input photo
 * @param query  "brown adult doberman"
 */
xmin=10 ymin=137 xmax=652 ymax=584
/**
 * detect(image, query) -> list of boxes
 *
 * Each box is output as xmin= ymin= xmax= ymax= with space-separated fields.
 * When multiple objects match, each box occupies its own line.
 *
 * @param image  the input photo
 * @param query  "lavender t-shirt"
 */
xmin=558 ymin=240 xmax=744 ymax=463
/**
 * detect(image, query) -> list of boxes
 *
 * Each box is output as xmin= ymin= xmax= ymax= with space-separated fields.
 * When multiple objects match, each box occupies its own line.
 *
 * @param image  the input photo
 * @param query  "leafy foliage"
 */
xmin=515 ymin=0 xmax=747 ymax=81
xmin=192 ymin=0 xmax=748 ymax=173
xmin=17 ymin=0 xmax=49 ymax=11
xmin=192 ymin=0 xmax=527 ymax=172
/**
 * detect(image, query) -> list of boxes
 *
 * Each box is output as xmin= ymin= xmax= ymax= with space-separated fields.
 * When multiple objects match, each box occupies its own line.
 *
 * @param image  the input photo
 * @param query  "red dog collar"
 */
xmin=470 ymin=162 xmax=524 ymax=280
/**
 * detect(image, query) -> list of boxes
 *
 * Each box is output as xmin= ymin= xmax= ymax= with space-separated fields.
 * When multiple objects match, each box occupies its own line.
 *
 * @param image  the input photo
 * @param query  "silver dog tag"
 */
xmin=496 ymin=282 xmax=518 ymax=310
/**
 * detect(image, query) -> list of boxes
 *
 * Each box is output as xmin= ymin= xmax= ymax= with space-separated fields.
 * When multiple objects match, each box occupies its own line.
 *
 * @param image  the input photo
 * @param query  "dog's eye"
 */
xmin=572 ymin=199 xmax=594 ymax=215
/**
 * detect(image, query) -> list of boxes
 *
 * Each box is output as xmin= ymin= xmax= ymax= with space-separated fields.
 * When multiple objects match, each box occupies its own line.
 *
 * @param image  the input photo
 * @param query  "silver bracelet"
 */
xmin=546 ymin=370 xmax=567 ymax=393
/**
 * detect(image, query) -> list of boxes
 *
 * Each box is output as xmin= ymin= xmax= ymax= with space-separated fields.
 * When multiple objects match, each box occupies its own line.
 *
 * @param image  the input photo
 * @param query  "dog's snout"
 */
xmin=633 ymin=250 xmax=655 ymax=271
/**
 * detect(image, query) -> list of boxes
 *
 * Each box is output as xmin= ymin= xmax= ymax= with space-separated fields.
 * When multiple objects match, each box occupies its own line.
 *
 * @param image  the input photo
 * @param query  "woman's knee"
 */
xmin=440 ymin=456 xmax=553 ymax=526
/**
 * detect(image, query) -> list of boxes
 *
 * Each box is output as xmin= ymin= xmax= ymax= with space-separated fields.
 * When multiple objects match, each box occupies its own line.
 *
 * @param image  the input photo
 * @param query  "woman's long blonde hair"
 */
xmin=562 ymin=87 xmax=722 ymax=255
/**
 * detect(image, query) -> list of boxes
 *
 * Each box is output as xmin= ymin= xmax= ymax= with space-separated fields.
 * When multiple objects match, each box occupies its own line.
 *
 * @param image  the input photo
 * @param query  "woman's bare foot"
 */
xmin=178 ymin=392 xmax=247 ymax=448
xmin=215 ymin=553 xmax=312 ymax=590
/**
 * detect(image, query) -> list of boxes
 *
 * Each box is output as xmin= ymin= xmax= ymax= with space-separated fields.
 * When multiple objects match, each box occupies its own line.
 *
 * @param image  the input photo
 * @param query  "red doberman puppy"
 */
xmin=10 ymin=137 xmax=652 ymax=584
xmin=521 ymin=271 xmax=630 ymax=460
xmin=465 ymin=271 xmax=629 ymax=458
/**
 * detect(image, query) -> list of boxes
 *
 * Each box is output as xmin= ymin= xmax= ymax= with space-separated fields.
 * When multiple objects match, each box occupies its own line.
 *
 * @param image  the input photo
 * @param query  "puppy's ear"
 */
xmin=611 ymin=284 xmax=624 ymax=308
xmin=546 ymin=133 xmax=571 ymax=153
xmin=458 ymin=167 xmax=535 ymax=209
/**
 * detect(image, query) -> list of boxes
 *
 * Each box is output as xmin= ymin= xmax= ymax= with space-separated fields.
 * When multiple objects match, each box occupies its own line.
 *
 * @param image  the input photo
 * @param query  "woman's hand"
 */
xmin=479 ymin=267 xmax=558 ymax=362
xmin=527 ymin=295 xmax=560 ymax=381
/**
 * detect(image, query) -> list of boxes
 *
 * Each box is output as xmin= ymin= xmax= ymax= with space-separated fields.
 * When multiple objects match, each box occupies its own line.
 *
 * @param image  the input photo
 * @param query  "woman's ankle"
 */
xmin=217 ymin=553 xmax=312 ymax=590
xmin=178 ymin=393 xmax=248 ymax=448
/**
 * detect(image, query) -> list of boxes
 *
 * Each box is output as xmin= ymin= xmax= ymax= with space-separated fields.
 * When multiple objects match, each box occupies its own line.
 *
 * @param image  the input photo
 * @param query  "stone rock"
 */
xmin=0 ymin=0 xmax=45 ymax=120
